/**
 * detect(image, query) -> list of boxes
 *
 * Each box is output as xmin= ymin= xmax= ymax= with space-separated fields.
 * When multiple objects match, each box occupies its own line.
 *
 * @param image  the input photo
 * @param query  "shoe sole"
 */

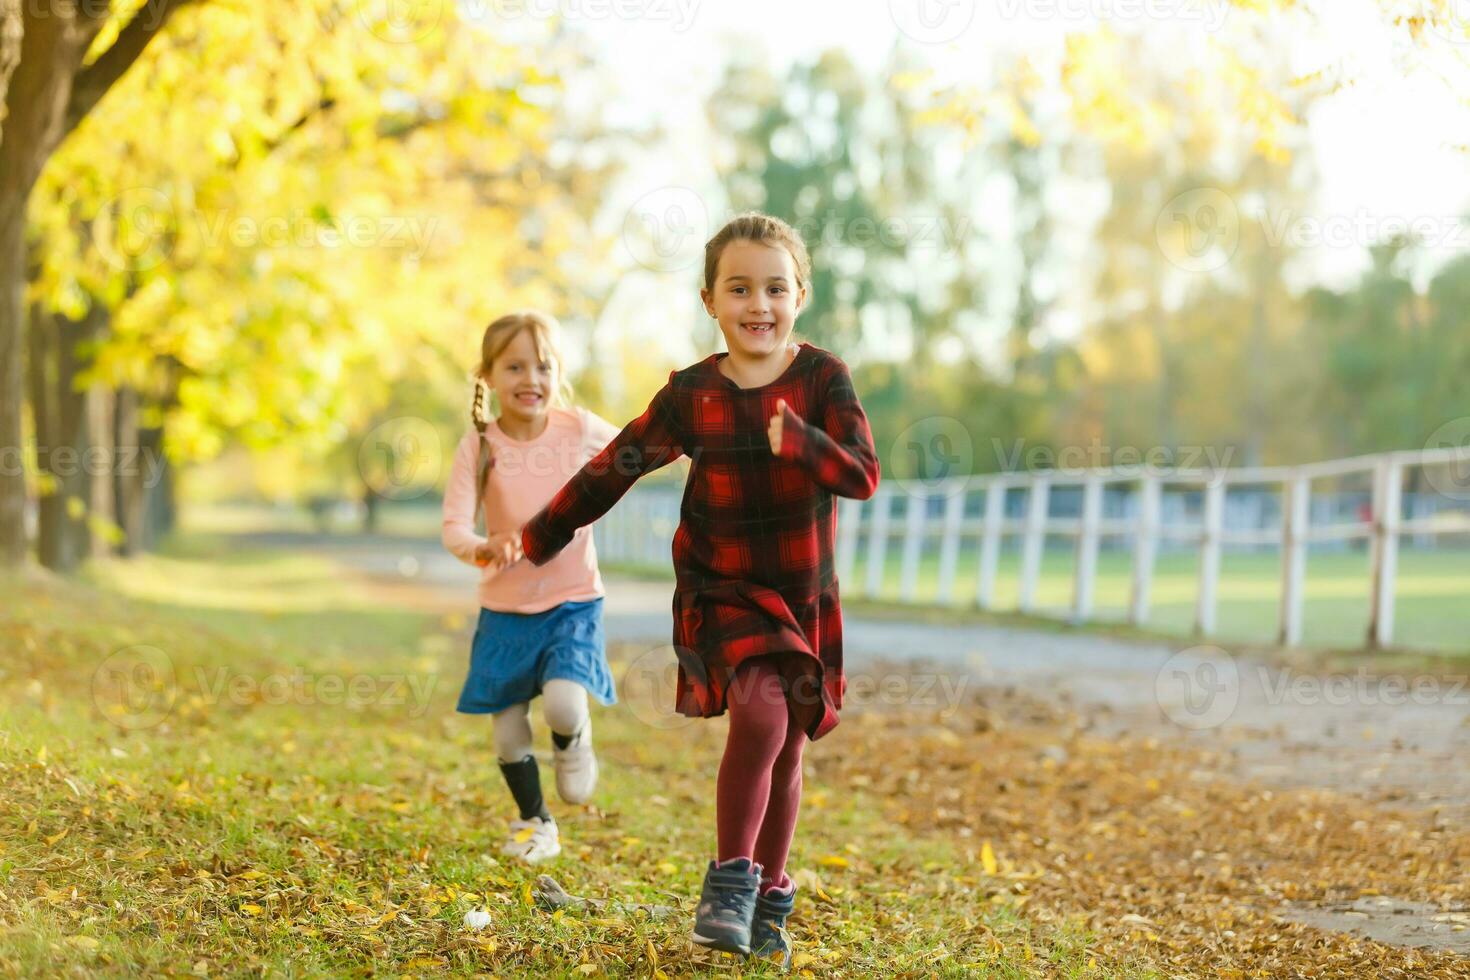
xmin=690 ymin=932 xmax=751 ymax=955
xmin=502 ymin=840 xmax=561 ymax=862
xmin=558 ymin=780 xmax=596 ymax=805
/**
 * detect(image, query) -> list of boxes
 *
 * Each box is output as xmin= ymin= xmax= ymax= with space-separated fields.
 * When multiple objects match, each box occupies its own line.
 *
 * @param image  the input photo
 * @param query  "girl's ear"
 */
xmin=699 ymin=287 xmax=714 ymax=317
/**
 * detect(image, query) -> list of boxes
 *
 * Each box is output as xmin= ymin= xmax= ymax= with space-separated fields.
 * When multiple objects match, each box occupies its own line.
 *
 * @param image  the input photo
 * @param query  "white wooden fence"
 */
xmin=593 ymin=446 xmax=1470 ymax=649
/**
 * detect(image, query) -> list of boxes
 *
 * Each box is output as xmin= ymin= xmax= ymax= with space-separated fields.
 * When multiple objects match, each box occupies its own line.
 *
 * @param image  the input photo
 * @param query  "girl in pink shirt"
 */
xmin=441 ymin=311 xmax=621 ymax=864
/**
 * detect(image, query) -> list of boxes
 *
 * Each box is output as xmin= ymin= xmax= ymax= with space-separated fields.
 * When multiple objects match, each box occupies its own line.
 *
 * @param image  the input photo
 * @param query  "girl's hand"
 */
xmin=474 ymin=531 xmax=521 ymax=570
xmin=767 ymin=399 xmax=786 ymax=456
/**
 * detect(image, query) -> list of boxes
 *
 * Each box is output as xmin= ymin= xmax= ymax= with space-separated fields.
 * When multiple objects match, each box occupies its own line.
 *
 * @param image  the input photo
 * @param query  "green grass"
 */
xmin=0 ymin=540 xmax=1144 ymax=978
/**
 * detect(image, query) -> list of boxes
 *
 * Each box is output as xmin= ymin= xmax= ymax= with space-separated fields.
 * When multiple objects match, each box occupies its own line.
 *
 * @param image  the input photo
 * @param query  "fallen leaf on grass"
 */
xmin=981 ymin=840 xmax=998 ymax=875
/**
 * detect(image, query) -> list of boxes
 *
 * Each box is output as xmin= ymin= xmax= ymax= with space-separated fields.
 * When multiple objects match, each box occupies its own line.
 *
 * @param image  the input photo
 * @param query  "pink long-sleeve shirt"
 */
xmin=441 ymin=406 xmax=621 ymax=613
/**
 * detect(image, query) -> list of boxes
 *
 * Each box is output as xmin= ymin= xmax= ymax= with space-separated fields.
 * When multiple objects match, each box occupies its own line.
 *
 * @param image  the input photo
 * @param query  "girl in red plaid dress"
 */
xmin=521 ymin=213 xmax=880 ymax=964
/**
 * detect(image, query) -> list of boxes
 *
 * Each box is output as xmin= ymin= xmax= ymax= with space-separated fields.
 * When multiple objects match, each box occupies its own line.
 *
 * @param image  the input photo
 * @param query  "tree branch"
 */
xmin=62 ymin=0 xmax=203 ymax=139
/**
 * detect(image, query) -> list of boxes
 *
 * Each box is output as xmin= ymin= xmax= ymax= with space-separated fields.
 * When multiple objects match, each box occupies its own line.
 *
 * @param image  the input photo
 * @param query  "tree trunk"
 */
xmin=0 ymin=206 xmax=26 ymax=565
xmin=88 ymin=378 xmax=116 ymax=556
xmin=0 ymin=1 xmax=195 ymax=568
xmin=113 ymin=386 xmax=145 ymax=557
xmin=55 ymin=307 xmax=96 ymax=567
xmin=25 ymin=300 xmax=57 ymax=564
xmin=140 ymin=421 xmax=171 ymax=548
xmin=362 ymin=480 xmax=379 ymax=534
xmin=28 ymin=301 xmax=106 ymax=570
xmin=0 ymin=6 xmax=93 ymax=567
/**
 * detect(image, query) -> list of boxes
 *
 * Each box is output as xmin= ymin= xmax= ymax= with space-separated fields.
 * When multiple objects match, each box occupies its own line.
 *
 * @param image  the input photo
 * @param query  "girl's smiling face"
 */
xmin=484 ymin=328 xmax=555 ymax=426
xmin=701 ymin=239 xmax=807 ymax=360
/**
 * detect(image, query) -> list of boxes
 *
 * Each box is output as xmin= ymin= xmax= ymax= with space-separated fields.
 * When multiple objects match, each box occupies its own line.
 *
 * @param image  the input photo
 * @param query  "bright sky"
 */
xmin=535 ymin=0 xmax=1470 ymax=361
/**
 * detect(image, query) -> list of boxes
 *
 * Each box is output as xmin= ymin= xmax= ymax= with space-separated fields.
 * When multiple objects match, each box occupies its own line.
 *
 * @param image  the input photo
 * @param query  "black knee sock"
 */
xmin=499 ymin=754 xmax=552 ymax=822
xmin=551 ymin=718 xmax=587 ymax=751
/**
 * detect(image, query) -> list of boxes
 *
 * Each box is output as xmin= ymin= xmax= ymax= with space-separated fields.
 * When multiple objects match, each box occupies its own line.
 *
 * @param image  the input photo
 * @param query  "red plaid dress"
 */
xmin=521 ymin=342 xmax=880 ymax=740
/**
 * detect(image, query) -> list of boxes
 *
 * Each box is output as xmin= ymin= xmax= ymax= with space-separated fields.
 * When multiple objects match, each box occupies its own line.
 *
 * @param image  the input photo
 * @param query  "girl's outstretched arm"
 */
xmin=773 ymin=358 xmax=881 ymax=500
xmin=442 ymin=431 xmax=494 ymax=567
xmin=523 ymin=381 xmax=685 ymax=566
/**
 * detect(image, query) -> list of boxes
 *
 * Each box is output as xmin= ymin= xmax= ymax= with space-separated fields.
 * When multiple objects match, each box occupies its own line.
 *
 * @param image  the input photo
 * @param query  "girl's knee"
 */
xmin=773 ymin=727 xmax=806 ymax=778
xmin=541 ymin=678 xmax=589 ymax=735
xmin=778 ymin=722 xmax=806 ymax=760
xmin=727 ymin=708 xmax=792 ymax=764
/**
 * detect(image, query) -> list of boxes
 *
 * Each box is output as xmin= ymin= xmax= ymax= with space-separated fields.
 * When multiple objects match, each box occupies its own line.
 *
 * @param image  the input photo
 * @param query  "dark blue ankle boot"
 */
xmin=691 ymin=857 xmax=762 ymax=955
xmin=750 ymin=880 xmax=796 ymax=968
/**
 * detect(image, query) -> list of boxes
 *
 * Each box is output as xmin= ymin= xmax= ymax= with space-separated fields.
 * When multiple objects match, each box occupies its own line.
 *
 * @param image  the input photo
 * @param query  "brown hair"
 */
xmin=702 ymin=211 xmax=813 ymax=299
xmin=469 ymin=310 xmax=573 ymax=530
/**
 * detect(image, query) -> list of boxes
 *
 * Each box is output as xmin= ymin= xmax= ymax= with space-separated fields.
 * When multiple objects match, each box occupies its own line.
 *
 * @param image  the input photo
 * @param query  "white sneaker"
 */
xmin=553 ymin=721 xmax=598 ymax=804
xmin=500 ymin=816 xmax=561 ymax=864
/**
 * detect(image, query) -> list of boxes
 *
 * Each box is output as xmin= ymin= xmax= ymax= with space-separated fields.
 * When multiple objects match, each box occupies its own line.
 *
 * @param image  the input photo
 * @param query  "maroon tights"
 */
xmin=715 ymin=656 xmax=807 ymax=891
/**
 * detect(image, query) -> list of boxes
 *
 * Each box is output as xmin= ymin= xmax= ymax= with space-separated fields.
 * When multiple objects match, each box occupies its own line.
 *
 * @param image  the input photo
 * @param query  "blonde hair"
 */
xmin=702 ymin=211 xmax=813 ymax=298
xmin=469 ymin=310 xmax=574 ymax=529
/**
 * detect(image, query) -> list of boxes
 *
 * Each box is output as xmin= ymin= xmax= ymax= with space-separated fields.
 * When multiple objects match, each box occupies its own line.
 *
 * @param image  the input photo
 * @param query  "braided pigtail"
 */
xmin=472 ymin=378 xmax=493 ymax=534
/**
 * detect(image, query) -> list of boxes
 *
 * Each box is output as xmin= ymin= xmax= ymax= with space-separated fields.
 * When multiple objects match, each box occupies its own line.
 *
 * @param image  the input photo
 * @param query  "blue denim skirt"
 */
xmin=456 ymin=598 xmax=617 ymax=715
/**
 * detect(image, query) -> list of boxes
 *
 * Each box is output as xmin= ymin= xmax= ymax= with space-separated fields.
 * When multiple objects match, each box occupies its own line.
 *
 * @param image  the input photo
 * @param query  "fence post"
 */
xmin=935 ymin=482 xmax=966 ymax=605
xmin=899 ymin=489 xmax=926 ymax=602
xmin=976 ymin=479 xmax=1004 ymax=610
xmin=1194 ymin=477 xmax=1225 ymax=636
xmin=1129 ymin=475 xmax=1160 ymax=625
xmin=1072 ymin=475 xmax=1103 ymax=624
xmin=1278 ymin=472 xmax=1309 ymax=647
xmin=864 ymin=487 xmax=892 ymax=598
xmin=1366 ymin=455 xmax=1403 ymax=649
xmin=643 ymin=495 xmax=659 ymax=565
xmin=836 ymin=496 xmax=861 ymax=586
xmin=626 ymin=495 xmax=641 ymax=564
xmin=1018 ymin=476 xmax=1050 ymax=613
